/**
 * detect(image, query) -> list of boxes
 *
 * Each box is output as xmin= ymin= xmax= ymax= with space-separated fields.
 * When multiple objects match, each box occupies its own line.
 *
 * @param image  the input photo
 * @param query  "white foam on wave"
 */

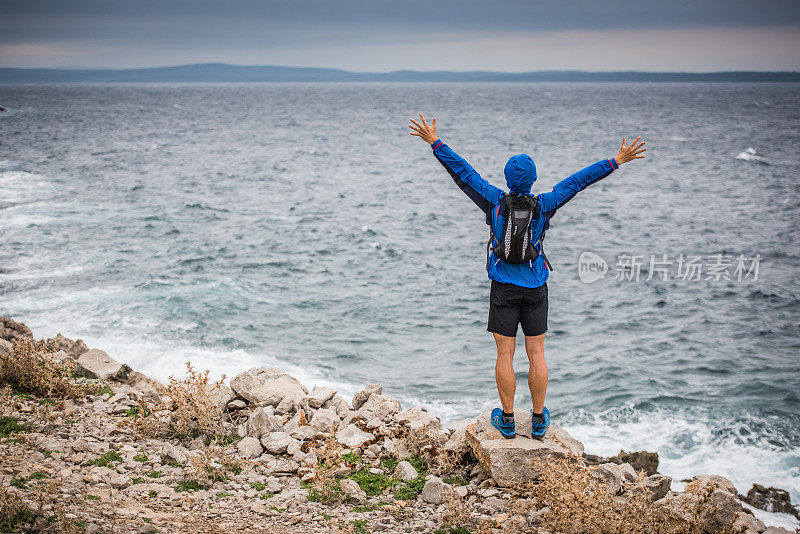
xmin=562 ymin=405 xmax=800 ymax=514
xmin=735 ymin=147 xmax=769 ymax=164
xmin=0 ymin=264 xmax=86 ymax=281
xmin=742 ymin=502 xmax=799 ymax=531
xmin=51 ymin=331 xmax=365 ymax=404
xmin=73 ymin=332 xmax=492 ymax=427
xmin=0 ymin=170 xmax=51 ymax=200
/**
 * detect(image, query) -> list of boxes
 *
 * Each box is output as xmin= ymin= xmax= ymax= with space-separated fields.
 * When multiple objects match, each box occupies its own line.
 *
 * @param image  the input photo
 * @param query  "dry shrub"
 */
xmin=526 ymin=455 xmax=745 ymax=534
xmin=442 ymin=488 xmax=477 ymax=529
xmin=501 ymin=497 xmax=537 ymax=533
xmin=0 ymin=483 xmax=87 ymax=533
xmin=527 ymin=454 xmax=663 ymax=534
xmin=188 ymin=443 xmax=242 ymax=483
xmin=308 ymin=435 xmax=348 ymax=504
xmin=125 ymin=362 xmax=227 ymax=441
xmin=0 ymin=339 xmax=94 ymax=399
xmin=0 ymin=385 xmax=15 ymax=414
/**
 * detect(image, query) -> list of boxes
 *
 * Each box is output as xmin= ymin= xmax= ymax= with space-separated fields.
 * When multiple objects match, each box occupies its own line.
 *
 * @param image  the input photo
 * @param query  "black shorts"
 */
xmin=487 ymin=280 xmax=548 ymax=337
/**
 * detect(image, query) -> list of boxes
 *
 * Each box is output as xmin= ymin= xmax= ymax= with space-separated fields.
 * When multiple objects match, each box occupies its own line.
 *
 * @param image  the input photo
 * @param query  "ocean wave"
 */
xmin=735 ymin=147 xmax=769 ymax=165
xmin=0 ymin=170 xmax=53 ymax=205
xmin=184 ymin=202 xmax=230 ymax=212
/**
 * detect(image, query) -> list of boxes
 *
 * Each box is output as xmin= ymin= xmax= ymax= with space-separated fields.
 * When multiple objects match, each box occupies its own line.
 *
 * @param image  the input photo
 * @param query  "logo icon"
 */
xmin=578 ymin=251 xmax=608 ymax=283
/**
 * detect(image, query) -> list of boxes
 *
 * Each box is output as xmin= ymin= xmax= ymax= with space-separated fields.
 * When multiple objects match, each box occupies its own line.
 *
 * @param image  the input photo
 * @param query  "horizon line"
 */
xmin=2 ymin=62 xmax=800 ymax=75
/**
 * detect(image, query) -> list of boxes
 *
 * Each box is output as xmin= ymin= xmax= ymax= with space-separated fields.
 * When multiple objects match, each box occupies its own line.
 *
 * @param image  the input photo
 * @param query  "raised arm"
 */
xmin=538 ymin=136 xmax=646 ymax=214
xmin=409 ymin=114 xmax=503 ymax=216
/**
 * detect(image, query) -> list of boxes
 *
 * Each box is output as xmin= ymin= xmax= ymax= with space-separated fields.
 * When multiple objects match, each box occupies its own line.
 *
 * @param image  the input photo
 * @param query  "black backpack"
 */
xmin=488 ymin=193 xmax=552 ymax=269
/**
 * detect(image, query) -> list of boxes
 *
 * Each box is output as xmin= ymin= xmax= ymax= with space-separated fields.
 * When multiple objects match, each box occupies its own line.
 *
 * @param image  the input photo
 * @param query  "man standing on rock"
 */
xmin=409 ymin=114 xmax=645 ymax=439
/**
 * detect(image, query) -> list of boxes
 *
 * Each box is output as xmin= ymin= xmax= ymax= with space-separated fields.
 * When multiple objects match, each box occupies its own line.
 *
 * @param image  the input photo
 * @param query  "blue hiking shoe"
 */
xmin=491 ymin=408 xmax=516 ymax=439
xmin=530 ymin=407 xmax=550 ymax=440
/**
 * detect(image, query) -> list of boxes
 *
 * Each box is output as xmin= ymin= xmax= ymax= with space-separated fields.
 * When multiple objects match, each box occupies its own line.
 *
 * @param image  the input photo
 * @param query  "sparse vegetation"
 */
xmin=124 ymin=362 xmax=227 ymax=442
xmin=90 ymin=450 xmax=122 ymax=467
xmin=433 ymin=527 xmax=471 ymax=534
xmin=188 ymin=444 xmax=242 ymax=485
xmin=347 ymin=468 xmax=396 ymax=496
xmin=340 ymin=451 xmax=361 ymax=465
xmin=0 ymin=339 xmax=95 ymax=399
xmin=346 ymin=519 xmax=369 ymax=534
xmin=175 ymin=479 xmax=208 ymax=492
xmin=352 ymin=502 xmax=388 ymax=513
xmin=0 ymin=416 xmax=29 ymax=437
xmin=307 ymin=481 xmax=347 ymax=504
xmin=380 ymin=457 xmax=398 ymax=472
xmin=393 ymin=477 xmax=425 ymax=500
xmin=95 ymin=385 xmax=113 ymax=396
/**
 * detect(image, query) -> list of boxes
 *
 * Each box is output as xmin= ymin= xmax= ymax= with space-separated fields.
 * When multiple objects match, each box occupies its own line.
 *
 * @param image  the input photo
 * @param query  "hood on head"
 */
xmin=504 ymin=154 xmax=537 ymax=194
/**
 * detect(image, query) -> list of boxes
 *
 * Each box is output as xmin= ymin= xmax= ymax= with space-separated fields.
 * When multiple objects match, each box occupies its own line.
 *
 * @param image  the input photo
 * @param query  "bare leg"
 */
xmin=493 ymin=333 xmax=517 ymax=413
xmin=524 ymin=334 xmax=547 ymax=413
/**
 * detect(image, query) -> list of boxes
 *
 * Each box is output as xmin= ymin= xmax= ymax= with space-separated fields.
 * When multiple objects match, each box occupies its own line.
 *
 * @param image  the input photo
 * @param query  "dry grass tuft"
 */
xmin=0 ymin=481 xmax=87 ymax=533
xmin=527 ymin=454 xmax=662 ymax=534
xmin=308 ymin=435 xmax=348 ymax=504
xmin=0 ymin=339 xmax=95 ymax=399
xmin=524 ymin=455 xmax=744 ymax=534
xmin=124 ymin=362 xmax=227 ymax=441
xmin=188 ymin=443 xmax=243 ymax=483
xmin=441 ymin=487 xmax=478 ymax=530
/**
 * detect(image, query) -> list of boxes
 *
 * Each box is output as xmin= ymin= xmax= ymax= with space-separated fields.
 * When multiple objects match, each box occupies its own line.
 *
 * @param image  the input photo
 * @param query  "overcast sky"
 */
xmin=2 ymin=0 xmax=800 ymax=72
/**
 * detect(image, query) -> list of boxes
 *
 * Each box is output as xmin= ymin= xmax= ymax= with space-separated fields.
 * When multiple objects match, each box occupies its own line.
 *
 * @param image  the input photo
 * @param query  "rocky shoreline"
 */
xmin=0 ymin=317 xmax=797 ymax=534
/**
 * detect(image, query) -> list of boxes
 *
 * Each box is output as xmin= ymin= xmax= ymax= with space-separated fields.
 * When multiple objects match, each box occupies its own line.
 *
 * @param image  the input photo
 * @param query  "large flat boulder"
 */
xmin=229 ymin=367 xmax=308 ymax=407
xmin=75 ymin=349 xmax=132 ymax=381
xmin=465 ymin=408 xmax=584 ymax=488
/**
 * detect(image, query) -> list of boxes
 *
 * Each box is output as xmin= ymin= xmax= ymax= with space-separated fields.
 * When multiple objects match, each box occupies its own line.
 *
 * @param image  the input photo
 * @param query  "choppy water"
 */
xmin=1 ymin=83 xmax=799 ymax=510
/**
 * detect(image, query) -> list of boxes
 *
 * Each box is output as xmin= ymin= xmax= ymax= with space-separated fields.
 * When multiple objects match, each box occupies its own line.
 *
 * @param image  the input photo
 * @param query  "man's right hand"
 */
xmin=614 ymin=136 xmax=647 ymax=165
xmin=409 ymin=113 xmax=438 ymax=144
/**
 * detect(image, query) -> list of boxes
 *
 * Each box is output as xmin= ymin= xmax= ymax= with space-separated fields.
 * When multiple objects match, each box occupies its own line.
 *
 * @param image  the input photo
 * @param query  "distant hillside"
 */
xmin=1 ymin=63 xmax=799 ymax=83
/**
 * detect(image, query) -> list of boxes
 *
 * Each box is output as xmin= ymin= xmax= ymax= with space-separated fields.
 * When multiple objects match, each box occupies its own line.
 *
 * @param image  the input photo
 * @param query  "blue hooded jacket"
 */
xmin=430 ymin=139 xmax=618 ymax=288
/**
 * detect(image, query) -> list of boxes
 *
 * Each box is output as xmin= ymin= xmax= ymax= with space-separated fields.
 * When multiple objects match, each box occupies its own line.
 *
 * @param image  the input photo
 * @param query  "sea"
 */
xmin=1 ymin=83 xmax=798 ymax=525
